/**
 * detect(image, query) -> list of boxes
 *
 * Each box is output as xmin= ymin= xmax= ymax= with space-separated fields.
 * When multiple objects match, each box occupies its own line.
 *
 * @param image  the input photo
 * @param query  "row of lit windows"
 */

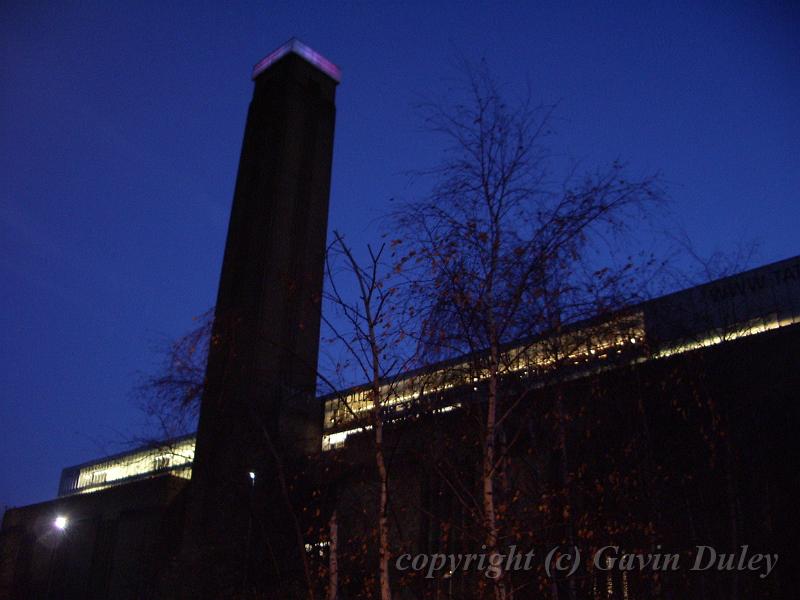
xmin=321 ymin=312 xmax=798 ymax=451
xmin=322 ymin=313 xmax=646 ymax=438
xmin=73 ymin=438 xmax=195 ymax=494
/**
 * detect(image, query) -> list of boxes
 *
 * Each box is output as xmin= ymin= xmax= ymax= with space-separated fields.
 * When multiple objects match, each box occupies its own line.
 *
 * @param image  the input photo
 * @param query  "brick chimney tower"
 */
xmin=181 ymin=39 xmax=339 ymax=597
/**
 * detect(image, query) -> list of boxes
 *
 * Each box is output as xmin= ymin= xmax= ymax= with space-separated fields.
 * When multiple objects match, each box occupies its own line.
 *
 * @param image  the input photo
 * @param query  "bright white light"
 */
xmin=54 ymin=516 xmax=68 ymax=530
xmin=248 ymin=471 xmax=256 ymax=481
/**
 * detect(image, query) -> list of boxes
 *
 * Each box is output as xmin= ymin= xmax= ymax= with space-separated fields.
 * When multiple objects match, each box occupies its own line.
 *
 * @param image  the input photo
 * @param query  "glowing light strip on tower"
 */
xmin=252 ymin=38 xmax=341 ymax=82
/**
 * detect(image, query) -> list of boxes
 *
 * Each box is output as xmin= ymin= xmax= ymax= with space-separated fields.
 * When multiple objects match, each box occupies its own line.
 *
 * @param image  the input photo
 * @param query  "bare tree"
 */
xmin=320 ymin=231 xmax=416 ymax=600
xmin=394 ymin=64 xmax=664 ymax=599
xmin=136 ymin=308 xmax=213 ymax=440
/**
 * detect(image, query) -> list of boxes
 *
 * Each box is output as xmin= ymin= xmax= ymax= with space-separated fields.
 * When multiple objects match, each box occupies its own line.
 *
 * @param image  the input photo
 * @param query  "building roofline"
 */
xmin=318 ymin=253 xmax=800 ymax=401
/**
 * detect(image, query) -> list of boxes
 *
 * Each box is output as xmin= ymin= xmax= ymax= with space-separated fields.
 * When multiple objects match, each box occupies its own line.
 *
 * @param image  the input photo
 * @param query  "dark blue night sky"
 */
xmin=2 ymin=1 xmax=798 ymax=509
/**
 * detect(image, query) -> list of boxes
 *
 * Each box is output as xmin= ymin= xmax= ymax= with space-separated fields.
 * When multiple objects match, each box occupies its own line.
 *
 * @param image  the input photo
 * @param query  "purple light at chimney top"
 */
xmin=252 ymin=38 xmax=341 ymax=82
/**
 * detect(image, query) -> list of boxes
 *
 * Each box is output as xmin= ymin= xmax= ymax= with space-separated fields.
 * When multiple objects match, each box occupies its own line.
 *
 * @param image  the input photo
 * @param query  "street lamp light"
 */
xmin=244 ymin=471 xmax=256 ymax=591
xmin=47 ymin=515 xmax=69 ymax=597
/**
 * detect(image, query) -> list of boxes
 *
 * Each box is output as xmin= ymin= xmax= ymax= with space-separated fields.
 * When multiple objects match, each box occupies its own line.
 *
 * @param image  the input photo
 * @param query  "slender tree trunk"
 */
xmin=367 ymin=315 xmax=392 ymax=600
xmin=365 ymin=271 xmax=392 ymax=600
xmin=333 ymin=234 xmax=394 ymax=600
xmin=375 ymin=408 xmax=392 ymax=600
xmin=328 ymin=510 xmax=339 ymax=600
xmin=483 ymin=344 xmax=508 ymax=600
